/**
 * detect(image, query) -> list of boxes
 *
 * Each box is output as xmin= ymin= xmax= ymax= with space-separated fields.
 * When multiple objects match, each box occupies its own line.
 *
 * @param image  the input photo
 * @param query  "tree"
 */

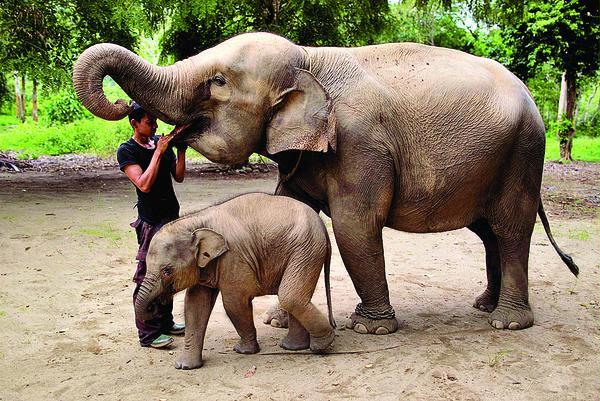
xmin=143 ymin=0 xmax=390 ymax=61
xmin=0 ymin=0 xmax=141 ymax=122
xmin=506 ymin=1 xmax=598 ymax=162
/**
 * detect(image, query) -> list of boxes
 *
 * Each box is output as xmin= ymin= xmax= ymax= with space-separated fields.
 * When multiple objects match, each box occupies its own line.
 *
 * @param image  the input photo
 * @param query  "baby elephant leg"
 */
xmin=222 ymin=293 xmax=260 ymax=354
xmin=280 ymin=314 xmax=310 ymax=350
xmin=278 ymin=259 xmax=334 ymax=353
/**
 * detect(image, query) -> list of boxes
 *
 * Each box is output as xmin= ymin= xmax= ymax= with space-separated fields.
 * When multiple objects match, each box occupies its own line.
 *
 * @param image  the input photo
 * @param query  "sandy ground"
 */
xmin=0 ymin=162 xmax=598 ymax=401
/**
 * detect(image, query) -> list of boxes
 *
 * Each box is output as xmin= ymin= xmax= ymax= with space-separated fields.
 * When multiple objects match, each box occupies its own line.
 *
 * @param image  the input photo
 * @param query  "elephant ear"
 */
xmin=266 ymin=68 xmax=336 ymax=155
xmin=192 ymin=228 xmax=229 ymax=268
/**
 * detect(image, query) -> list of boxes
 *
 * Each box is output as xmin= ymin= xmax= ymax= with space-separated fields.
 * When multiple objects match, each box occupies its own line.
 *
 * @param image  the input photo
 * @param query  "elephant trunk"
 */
xmin=72 ymin=43 xmax=195 ymax=124
xmin=134 ymin=273 xmax=164 ymax=322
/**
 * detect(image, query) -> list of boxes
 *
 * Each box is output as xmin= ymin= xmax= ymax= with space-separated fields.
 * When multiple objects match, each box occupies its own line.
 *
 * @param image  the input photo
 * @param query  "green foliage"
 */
xmin=548 ymin=116 xmax=574 ymax=142
xmin=45 ymin=89 xmax=93 ymax=125
xmin=0 ymin=74 xmax=9 ymax=111
xmin=0 ymin=0 xmax=143 ymax=88
xmin=155 ymin=0 xmax=390 ymax=60
xmin=503 ymin=0 xmax=599 ymax=83
xmin=0 ymin=118 xmax=132 ymax=158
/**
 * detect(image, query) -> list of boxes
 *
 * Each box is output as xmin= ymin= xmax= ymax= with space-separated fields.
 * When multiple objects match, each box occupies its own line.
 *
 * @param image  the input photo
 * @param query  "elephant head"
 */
xmin=134 ymin=227 xmax=228 ymax=321
xmin=73 ymin=33 xmax=336 ymax=165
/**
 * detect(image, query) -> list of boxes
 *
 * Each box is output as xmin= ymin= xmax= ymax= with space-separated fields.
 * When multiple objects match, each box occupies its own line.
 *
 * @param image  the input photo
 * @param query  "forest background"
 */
xmin=0 ymin=0 xmax=598 ymax=162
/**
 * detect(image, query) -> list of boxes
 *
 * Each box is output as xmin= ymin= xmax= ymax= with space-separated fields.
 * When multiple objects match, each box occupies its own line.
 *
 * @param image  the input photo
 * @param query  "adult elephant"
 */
xmin=73 ymin=32 xmax=579 ymax=334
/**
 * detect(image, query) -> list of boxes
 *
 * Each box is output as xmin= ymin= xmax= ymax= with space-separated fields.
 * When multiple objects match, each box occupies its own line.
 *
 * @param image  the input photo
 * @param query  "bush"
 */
xmin=0 ymin=118 xmax=132 ymax=158
xmin=0 ymin=75 xmax=11 ymax=112
xmin=45 ymin=89 xmax=93 ymax=125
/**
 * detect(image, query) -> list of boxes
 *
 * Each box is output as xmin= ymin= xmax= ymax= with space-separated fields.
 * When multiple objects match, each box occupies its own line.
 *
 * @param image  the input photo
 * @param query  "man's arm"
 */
xmin=172 ymin=147 xmax=186 ymax=183
xmin=169 ymin=124 xmax=190 ymax=183
xmin=123 ymin=135 xmax=173 ymax=193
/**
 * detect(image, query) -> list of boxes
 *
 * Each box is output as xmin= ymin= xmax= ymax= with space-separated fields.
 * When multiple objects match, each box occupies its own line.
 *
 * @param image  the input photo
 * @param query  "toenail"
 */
xmin=354 ymin=323 xmax=368 ymax=334
xmin=375 ymin=327 xmax=389 ymax=335
xmin=345 ymin=318 xmax=355 ymax=329
xmin=508 ymin=322 xmax=521 ymax=330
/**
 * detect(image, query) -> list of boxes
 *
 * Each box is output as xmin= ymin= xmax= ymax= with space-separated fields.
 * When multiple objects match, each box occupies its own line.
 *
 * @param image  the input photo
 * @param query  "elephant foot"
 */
xmin=488 ymin=302 xmax=534 ymax=330
xmin=473 ymin=288 xmax=499 ymax=312
xmin=175 ymin=352 xmax=203 ymax=370
xmin=309 ymin=329 xmax=335 ymax=353
xmin=234 ymin=339 xmax=260 ymax=354
xmin=345 ymin=312 xmax=399 ymax=335
xmin=263 ymin=304 xmax=289 ymax=328
xmin=280 ymin=334 xmax=310 ymax=351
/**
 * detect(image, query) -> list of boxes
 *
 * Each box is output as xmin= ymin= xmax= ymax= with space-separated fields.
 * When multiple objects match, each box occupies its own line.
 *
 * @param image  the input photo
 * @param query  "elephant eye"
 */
xmin=162 ymin=266 xmax=173 ymax=278
xmin=212 ymin=75 xmax=226 ymax=86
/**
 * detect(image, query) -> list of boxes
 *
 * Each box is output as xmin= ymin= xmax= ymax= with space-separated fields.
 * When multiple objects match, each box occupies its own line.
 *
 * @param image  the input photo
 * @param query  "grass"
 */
xmin=568 ymin=229 xmax=590 ymax=241
xmin=78 ymin=223 xmax=123 ymax=244
xmin=488 ymin=349 xmax=512 ymax=367
xmin=1 ymin=113 xmax=598 ymax=162
xmin=544 ymin=135 xmax=600 ymax=162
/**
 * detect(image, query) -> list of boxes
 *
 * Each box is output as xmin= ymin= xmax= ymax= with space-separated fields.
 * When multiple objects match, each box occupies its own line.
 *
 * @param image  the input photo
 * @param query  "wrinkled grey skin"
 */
xmin=134 ymin=193 xmax=335 ymax=370
xmin=74 ymin=32 xmax=579 ymax=335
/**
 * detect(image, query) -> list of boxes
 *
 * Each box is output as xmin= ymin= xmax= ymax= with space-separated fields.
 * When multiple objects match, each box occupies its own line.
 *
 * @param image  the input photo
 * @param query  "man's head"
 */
xmin=129 ymin=102 xmax=158 ymax=138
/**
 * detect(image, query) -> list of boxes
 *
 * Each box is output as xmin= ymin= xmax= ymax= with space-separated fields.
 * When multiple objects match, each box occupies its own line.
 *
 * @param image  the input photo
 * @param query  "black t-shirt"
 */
xmin=117 ymin=136 xmax=180 ymax=225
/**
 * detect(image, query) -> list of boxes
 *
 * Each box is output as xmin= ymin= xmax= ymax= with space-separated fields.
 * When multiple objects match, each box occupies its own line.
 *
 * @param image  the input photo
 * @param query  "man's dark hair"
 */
xmin=128 ymin=102 xmax=146 ymax=122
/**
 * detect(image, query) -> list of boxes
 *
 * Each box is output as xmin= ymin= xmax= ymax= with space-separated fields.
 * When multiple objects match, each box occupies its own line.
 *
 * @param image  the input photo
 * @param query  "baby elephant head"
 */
xmin=134 ymin=227 xmax=229 ymax=321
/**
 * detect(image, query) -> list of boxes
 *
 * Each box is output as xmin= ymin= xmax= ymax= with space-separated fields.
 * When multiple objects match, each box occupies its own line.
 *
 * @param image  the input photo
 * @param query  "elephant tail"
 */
xmin=538 ymin=201 xmax=579 ymax=277
xmin=324 ymin=237 xmax=336 ymax=328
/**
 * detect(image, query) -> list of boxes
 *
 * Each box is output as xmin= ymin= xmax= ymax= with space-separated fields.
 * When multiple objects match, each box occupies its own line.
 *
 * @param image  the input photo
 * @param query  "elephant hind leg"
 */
xmin=278 ymin=255 xmax=334 ymax=353
xmin=280 ymin=314 xmax=310 ymax=350
xmin=468 ymin=219 xmax=501 ymax=312
xmin=485 ymin=176 xmax=540 ymax=330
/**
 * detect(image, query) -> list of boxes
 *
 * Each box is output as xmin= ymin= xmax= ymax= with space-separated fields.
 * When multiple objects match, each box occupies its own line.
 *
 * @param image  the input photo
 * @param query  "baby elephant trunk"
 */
xmin=134 ymin=273 xmax=164 ymax=321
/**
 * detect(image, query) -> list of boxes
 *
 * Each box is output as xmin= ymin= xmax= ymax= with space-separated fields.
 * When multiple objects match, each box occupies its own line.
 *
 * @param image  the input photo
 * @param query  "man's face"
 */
xmin=133 ymin=113 xmax=158 ymax=137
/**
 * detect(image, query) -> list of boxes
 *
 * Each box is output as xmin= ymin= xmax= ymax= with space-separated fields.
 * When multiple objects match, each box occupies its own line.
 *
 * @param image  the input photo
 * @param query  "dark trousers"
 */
xmin=131 ymin=218 xmax=175 ymax=346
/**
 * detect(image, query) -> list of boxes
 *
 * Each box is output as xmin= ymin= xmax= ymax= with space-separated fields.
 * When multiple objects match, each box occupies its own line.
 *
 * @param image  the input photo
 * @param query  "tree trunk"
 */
xmin=556 ymin=72 xmax=577 ymax=163
xmin=20 ymin=75 xmax=27 ymax=122
xmin=32 ymin=79 xmax=38 ymax=122
xmin=13 ymin=72 xmax=24 ymax=122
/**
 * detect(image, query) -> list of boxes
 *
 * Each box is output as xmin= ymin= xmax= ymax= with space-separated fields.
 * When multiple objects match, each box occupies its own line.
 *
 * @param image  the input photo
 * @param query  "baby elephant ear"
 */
xmin=192 ymin=228 xmax=229 ymax=268
xmin=266 ymin=68 xmax=336 ymax=155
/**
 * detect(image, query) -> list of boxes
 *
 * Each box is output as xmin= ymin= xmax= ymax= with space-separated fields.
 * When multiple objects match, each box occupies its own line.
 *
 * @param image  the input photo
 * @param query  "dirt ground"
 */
xmin=0 ymin=160 xmax=598 ymax=401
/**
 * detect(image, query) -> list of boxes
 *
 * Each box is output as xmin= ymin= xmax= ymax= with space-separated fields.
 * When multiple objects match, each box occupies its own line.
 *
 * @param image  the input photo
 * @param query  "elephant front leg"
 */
xmin=175 ymin=285 xmax=219 ymax=370
xmin=332 ymin=215 xmax=398 ymax=335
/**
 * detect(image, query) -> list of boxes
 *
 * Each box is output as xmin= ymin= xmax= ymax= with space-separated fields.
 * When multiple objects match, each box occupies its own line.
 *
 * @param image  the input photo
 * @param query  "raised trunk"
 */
xmin=32 ymin=79 xmax=38 ymax=122
xmin=556 ymin=72 xmax=577 ymax=163
xmin=72 ymin=44 xmax=196 ymax=124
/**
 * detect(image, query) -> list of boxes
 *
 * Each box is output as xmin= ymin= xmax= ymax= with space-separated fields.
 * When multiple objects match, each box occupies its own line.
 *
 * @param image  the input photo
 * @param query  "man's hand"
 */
xmin=156 ymin=134 xmax=174 ymax=155
xmin=168 ymin=124 xmax=191 ymax=152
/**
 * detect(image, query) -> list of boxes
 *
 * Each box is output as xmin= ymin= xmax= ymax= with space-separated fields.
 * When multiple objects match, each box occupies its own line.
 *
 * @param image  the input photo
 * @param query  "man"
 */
xmin=117 ymin=102 xmax=188 ymax=348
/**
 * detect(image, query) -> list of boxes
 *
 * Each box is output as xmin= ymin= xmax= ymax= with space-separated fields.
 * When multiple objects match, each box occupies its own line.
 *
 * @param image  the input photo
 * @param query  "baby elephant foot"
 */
xmin=309 ymin=329 xmax=335 ymax=353
xmin=175 ymin=353 xmax=203 ymax=370
xmin=234 ymin=340 xmax=260 ymax=354
xmin=280 ymin=334 xmax=310 ymax=351
xmin=473 ymin=289 xmax=499 ymax=312
xmin=345 ymin=312 xmax=399 ymax=335
xmin=488 ymin=302 xmax=534 ymax=330
xmin=263 ymin=305 xmax=289 ymax=328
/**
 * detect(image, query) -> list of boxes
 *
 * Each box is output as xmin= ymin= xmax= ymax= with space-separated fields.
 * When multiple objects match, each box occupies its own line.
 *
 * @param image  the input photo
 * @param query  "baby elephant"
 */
xmin=134 ymin=193 xmax=335 ymax=369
